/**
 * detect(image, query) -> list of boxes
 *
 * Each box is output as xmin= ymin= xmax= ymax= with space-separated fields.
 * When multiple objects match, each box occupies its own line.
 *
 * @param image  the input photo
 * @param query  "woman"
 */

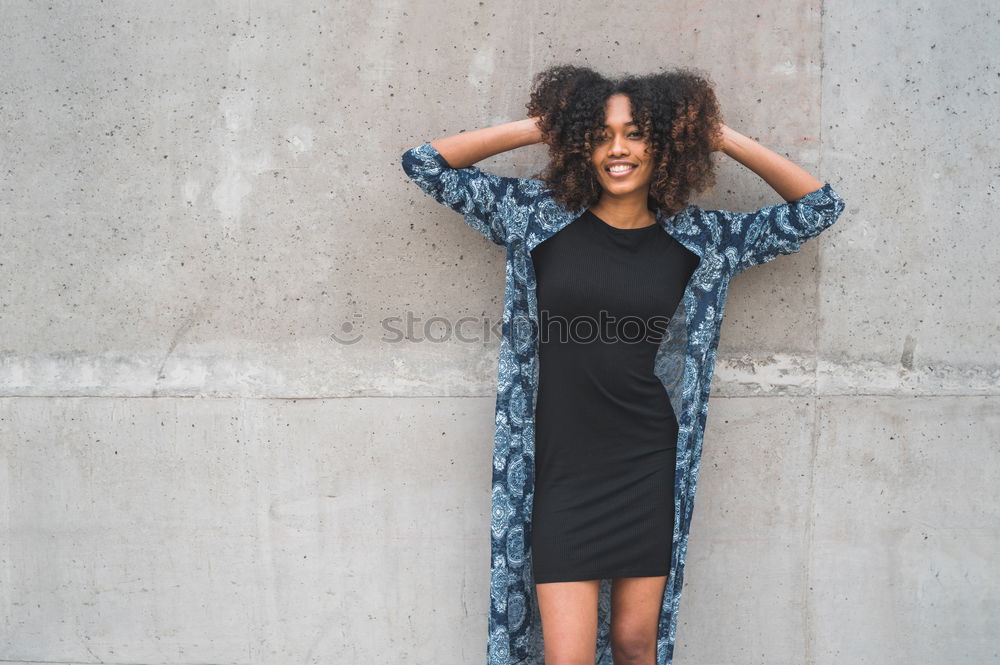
xmin=401 ymin=64 xmax=845 ymax=665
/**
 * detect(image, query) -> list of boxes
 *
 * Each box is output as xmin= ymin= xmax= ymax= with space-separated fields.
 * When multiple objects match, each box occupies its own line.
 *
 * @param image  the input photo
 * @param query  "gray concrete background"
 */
xmin=1 ymin=1 xmax=997 ymax=663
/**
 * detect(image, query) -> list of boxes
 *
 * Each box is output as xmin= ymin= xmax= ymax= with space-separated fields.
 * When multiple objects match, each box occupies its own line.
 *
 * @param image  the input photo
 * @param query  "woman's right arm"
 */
xmin=429 ymin=117 xmax=544 ymax=168
xmin=400 ymin=118 xmax=546 ymax=247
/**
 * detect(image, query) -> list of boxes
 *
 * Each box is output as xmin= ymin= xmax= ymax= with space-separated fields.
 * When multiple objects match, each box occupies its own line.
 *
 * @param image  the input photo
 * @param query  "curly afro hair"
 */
xmin=525 ymin=64 xmax=724 ymax=217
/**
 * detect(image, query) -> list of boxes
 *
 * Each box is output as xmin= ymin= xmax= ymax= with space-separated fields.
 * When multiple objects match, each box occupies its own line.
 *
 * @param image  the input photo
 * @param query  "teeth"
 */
xmin=609 ymin=164 xmax=634 ymax=173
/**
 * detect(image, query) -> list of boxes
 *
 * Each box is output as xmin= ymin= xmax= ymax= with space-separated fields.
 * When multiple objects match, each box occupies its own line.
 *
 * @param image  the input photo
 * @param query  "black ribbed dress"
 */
xmin=529 ymin=208 xmax=700 ymax=584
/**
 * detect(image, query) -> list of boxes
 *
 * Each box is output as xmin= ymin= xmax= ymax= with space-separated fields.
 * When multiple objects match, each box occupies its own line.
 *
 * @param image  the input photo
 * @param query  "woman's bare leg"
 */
xmin=535 ymin=578 xmax=601 ymax=665
xmin=609 ymin=575 xmax=668 ymax=665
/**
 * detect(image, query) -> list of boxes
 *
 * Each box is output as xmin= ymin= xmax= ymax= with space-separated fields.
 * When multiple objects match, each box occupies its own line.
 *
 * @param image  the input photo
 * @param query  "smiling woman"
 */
xmin=400 ymin=62 xmax=846 ymax=665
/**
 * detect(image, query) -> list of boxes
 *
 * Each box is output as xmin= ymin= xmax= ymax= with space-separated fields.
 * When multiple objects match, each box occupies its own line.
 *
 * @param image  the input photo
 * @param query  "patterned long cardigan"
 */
xmin=401 ymin=140 xmax=846 ymax=665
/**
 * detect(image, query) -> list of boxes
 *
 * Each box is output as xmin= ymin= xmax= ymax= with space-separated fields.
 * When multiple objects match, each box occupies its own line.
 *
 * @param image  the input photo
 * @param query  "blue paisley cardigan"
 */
xmin=400 ymin=140 xmax=846 ymax=665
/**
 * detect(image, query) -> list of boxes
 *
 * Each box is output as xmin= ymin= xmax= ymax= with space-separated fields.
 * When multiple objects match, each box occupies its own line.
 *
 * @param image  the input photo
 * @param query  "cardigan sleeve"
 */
xmin=709 ymin=182 xmax=846 ymax=275
xmin=400 ymin=140 xmax=529 ymax=247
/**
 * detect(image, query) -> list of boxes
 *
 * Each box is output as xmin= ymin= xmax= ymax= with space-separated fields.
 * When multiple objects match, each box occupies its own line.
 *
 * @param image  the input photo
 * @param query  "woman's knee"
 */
xmin=610 ymin=631 xmax=657 ymax=664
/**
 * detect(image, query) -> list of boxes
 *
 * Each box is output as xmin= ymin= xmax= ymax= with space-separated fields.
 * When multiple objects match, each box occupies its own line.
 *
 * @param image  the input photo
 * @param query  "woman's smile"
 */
xmin=606 ymin=161 xmax=638 ymax=178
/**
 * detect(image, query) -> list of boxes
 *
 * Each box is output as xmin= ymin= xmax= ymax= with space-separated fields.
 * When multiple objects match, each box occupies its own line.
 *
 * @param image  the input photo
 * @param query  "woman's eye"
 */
xmin=594 ymin=131 xmax=641 ymax=142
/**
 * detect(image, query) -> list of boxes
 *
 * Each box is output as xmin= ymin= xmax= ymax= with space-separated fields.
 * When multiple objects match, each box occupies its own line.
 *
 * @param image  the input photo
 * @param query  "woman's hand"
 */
xmin=710 ymin=121 xmax=728 ymax=153
xmin=529 ymin=116 xmax=548 ymax=146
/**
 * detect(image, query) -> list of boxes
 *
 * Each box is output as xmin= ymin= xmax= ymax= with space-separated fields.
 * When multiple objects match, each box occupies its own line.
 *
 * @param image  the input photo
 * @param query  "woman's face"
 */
xmin=589 ymin=93 xmax=654 ymax=195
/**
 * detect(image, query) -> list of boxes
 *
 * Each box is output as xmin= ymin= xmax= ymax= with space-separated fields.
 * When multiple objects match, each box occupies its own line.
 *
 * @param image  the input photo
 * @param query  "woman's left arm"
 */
xmin=706 ymin=123 xmax=846 ymax=275
xmin=717 ymin=123 xmax=824 ymax=201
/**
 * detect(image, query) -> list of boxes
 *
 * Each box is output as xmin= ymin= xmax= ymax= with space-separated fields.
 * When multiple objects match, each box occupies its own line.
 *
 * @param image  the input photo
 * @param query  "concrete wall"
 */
xmin=1 ymin=1 xmax=996 ymax=663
